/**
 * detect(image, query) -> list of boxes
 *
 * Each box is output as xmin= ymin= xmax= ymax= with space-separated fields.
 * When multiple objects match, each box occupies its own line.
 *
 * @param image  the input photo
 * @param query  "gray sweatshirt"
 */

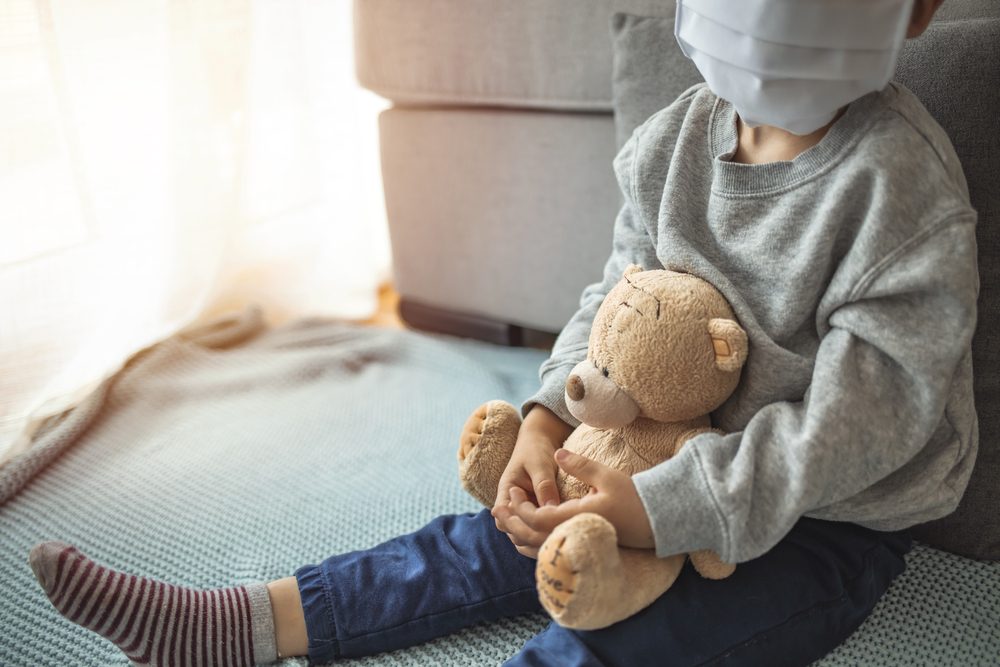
xmin=522 ymin=82 xmax=980 ymax=564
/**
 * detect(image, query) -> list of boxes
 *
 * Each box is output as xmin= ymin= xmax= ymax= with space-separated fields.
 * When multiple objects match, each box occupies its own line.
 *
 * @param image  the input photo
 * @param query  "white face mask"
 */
xmin=674 ymin=0 xmax=913 ymax=135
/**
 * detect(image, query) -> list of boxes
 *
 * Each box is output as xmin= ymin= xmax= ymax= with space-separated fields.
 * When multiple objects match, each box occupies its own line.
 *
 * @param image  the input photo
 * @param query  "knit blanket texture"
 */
xmin=1 ymin=312 xmax=997 ymax=666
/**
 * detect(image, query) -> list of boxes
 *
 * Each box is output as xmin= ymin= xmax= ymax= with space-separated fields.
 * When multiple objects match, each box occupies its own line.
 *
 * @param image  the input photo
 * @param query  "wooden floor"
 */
xmin=361 ymin=282 xmax=405 ymax=330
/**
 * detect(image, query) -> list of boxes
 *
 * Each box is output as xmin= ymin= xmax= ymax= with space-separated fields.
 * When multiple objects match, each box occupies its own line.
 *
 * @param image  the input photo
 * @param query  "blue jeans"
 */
xmin=294 ymin=510 xmax=911 ymax=666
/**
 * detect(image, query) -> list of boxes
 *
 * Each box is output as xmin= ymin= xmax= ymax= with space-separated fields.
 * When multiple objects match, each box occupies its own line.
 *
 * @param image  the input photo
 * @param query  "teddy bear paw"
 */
xmin=536 ymin=533 xmax=580 ymax=614
xmin=689 ymin=549 xmax=736 ymax=580
xmin=458 ymin=403 xmax=487 ymax=462
xmin=458 ymin=400 xmax=519 ymax=462
xmin=536 ymin=513 xmax=620 ymax=629
xmin=458 ymin=400 xmax=521 ymax=507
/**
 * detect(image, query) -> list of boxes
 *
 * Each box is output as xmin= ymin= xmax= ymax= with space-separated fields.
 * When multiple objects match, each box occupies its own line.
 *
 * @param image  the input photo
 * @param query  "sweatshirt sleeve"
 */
xmin=632 ymin=216 xmax=980 ymax=564
xmin=520 ymin=129 xmax=661 ymax=427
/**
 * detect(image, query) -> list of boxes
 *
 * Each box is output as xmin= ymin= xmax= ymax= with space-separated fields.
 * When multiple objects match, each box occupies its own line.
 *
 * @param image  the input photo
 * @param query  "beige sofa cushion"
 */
xmin=353 ymin=0 xmax=675 ymax=110
xmin=353 ymin=0 xmax=987 ymax=111
xmin=380 ymin=107 xmax=620 ymax=333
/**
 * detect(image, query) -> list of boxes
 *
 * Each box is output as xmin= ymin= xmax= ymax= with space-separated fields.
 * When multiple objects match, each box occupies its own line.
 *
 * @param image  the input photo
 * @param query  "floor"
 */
xmin=362 ymin=282 xmax=405 ymax=330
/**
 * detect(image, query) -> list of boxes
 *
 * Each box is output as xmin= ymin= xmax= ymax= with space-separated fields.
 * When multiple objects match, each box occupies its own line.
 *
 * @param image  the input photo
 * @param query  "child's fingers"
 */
xmin=554 ymin=449 xmax=608 ymax=487
xmin=492 ymin=482 xmax=512 ymax=513
xmin=513 ymin=543 xmax=538 ymax=559
xmin=494 ymin=501 xmax=547 ymax=549
xmin=492 ymin=497 xmax=512 ymax=534
xmin=509 ymin=486 xmax=530 ymax=504
xmin=529 ymin=470 xmax=560 ymax=508
xmin=493 ymin=478 xmax=527 ymax=515
xmin=512 ymin=495 xmax=587 ymax=533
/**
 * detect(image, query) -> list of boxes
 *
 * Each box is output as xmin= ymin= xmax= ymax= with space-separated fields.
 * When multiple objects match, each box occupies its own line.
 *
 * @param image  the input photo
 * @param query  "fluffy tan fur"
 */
xmin=458 ymin=265 xmax=748 ymax=629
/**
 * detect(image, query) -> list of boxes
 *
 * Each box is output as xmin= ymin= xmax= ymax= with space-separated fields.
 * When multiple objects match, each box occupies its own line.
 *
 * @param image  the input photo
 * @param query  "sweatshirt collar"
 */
xmin=708 ymin=85 xmax=891 ymax=196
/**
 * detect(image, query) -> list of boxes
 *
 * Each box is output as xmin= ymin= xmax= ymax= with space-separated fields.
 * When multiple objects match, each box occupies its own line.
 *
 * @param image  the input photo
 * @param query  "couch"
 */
xmin=353 ymin=0 xmax=1000 ymax=664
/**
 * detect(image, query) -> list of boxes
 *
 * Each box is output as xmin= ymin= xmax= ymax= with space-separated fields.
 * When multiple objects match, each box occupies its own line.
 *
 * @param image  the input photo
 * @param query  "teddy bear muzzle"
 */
xmin=564 ymin=359 xmax=641 ymax=429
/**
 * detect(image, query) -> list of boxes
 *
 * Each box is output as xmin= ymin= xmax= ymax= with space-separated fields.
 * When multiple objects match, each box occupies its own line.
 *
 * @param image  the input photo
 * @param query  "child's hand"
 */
xmin=496 ymin=449 xmax=656 ymax=554
xmin=492 ymin=406 xmax=572 ymax=557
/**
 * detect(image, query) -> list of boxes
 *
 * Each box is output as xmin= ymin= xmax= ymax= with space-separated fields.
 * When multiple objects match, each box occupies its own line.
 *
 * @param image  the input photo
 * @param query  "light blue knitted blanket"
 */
xmin=1 ymin=312 xmax=997 ymax=666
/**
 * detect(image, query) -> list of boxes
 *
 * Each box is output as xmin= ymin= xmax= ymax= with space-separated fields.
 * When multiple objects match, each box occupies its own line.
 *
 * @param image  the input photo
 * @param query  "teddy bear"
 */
xmin=457 ymin=264 xmax=749 ymax=630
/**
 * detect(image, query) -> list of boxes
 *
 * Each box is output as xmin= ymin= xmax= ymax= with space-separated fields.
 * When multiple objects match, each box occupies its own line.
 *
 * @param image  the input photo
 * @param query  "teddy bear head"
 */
xmin=564 ymin=265 xmax=748 ymax=429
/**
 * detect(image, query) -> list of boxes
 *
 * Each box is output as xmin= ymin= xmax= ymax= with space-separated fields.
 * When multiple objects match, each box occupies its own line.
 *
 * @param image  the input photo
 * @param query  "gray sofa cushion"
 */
xmin=892 ymin=15 xmax=1000 ymax=563
xmin=610 ymin=7 xmax=1000 ymax=560
xmin=352 ymin=0 xmax=990 ymax=112
xmin=610 ymin=13 xmax=701 ymax=148
xmin=379 ymin=107 xmax=619 ymax=334
xmin=353 ymin=0 xmax=676 ymax=111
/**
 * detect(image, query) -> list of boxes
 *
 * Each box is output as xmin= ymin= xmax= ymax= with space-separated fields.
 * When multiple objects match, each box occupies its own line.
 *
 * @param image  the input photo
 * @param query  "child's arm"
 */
xmin=520 ymin=123 xmax=662 ymax=428
xmin=497 ymin=112 xmax=673 ymax=552
xmin=631 ymin=216 xmax=980 ymax=565
xmin=491 ymin=405 xmax=574 ymax=558
xmin=508 ymin=215 xmax=979 ymax=561
xmin=521 ymin=85 xmax=704 ymax=430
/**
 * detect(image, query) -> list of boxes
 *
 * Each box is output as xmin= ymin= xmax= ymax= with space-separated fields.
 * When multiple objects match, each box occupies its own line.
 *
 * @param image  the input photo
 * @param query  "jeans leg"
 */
xmin=505 ymin=518 xmax=912 ymax=667
xmin=295 ymin=509 xmax=541 ymax=663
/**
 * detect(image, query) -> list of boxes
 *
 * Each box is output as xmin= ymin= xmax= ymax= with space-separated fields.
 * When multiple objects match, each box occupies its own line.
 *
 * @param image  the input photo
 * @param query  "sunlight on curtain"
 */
xmin=0 ymin=0 xmax=390 ymax=461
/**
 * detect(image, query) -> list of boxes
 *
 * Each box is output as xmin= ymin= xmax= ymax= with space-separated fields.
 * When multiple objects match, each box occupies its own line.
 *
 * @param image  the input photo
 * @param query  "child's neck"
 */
xmin=732 ymin=107 xmax=847 ymax=165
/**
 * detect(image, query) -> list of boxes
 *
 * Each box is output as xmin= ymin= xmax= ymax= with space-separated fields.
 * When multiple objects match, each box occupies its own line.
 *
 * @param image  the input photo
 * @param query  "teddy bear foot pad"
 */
xmin=536 ymin=513 xmax=686 ymax=630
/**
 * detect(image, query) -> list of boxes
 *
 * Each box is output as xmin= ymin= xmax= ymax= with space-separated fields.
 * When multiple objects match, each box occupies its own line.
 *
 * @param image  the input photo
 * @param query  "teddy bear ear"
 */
xmin=707 ymin=318 xmax=748 ymax=373
xmin=623 ymin=264 xmax=643 ymax=279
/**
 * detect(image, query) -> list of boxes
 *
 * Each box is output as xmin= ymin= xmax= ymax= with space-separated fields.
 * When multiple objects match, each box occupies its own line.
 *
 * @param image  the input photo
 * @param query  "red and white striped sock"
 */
xmin=29 ymin=541 xmax=278 ymax=666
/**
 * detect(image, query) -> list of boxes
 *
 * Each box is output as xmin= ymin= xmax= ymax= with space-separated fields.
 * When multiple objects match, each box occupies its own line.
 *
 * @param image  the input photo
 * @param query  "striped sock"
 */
xmin=29 ymin=541 xmax=278 ymax=666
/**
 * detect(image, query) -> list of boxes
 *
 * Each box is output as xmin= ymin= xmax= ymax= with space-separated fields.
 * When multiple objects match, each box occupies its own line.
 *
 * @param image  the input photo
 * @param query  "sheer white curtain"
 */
xmin=0 ymin=0 xmax=390 ymax=462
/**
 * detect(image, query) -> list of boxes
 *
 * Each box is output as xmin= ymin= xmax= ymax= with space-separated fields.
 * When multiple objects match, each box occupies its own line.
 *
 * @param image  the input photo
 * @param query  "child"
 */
xmin=29 ymin=0 xmax=978 ymax=664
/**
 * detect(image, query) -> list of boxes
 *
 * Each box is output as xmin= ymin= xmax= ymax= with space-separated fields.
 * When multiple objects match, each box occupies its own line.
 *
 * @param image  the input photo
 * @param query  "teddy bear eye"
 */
xmin=602 ymin=367 xmax=610 ymax=377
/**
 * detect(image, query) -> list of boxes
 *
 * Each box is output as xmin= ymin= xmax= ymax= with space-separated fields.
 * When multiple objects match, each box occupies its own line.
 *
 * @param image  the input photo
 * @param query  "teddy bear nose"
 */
xmin=566 ymin=374 xmax=585 ymax=401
